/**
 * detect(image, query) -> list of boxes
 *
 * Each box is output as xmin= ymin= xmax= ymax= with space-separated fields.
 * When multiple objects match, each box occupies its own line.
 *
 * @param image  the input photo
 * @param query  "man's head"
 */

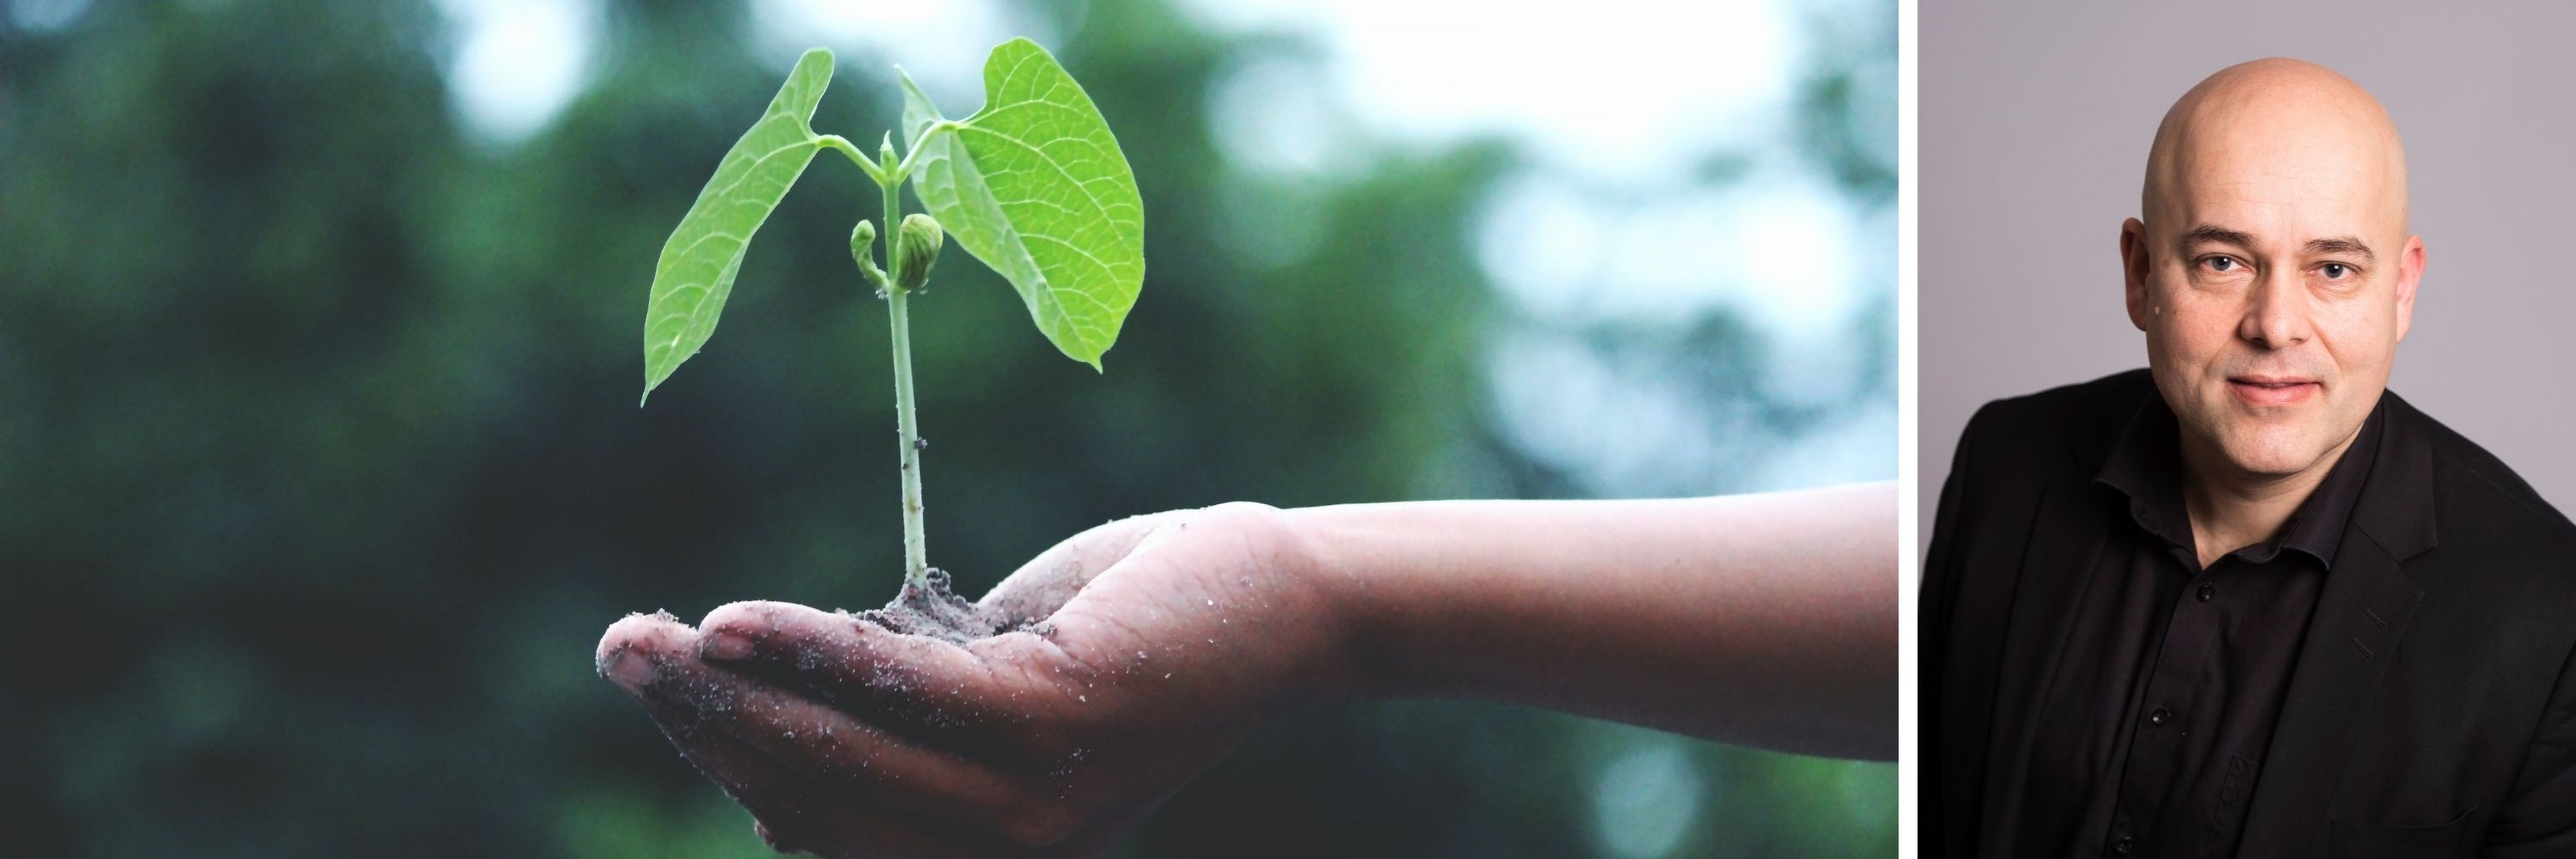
xmin=2120 ymin=58 xmax=2426 ymax=485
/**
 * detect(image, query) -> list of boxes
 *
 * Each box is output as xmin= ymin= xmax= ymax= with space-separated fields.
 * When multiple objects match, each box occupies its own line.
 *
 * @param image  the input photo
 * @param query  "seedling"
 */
xmin=637 ymin=40 xmax=1143 ymax=637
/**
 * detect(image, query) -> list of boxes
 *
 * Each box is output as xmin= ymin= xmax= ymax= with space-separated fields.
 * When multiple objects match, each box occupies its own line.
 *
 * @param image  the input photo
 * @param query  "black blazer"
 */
xmin=1924 ymin=370 xmax=2576 ymax=858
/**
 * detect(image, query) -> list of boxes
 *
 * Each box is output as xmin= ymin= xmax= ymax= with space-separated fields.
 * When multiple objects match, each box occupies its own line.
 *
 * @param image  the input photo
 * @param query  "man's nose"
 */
xmin=2239 ymin=266 xmax=2312 ymax=350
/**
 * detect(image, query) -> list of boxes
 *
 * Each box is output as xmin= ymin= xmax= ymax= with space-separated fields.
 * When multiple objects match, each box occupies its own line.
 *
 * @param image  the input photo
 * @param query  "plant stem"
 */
xmin=880 ymin=177 xmax=930 ymax=589
xmin=818 ymin=135 xmax=888 ymax=185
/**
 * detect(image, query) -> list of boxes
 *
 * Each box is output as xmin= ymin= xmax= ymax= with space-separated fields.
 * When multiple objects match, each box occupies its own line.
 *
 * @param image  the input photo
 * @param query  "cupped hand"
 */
xmin=594 ymin=503 xmax=1357 ymax=858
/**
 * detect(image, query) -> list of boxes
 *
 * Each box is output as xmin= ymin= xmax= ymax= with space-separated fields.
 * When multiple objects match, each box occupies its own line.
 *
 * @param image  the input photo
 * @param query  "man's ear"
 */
xmin=2394 ymin=234 xmax=2425 ymax=343
xmin=2120 ymin=217 xmax=2154 ymax=332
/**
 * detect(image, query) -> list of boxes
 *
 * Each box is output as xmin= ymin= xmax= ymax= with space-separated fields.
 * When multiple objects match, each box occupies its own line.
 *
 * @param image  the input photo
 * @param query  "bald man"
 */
xmin=1923 ymin=59 xmax=2576 ymax=857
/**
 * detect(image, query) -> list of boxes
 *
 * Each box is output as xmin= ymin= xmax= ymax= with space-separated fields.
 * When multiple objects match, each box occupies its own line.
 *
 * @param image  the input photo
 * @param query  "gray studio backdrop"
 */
xmin=1921 ymin=2 xmax=2576 ymax=552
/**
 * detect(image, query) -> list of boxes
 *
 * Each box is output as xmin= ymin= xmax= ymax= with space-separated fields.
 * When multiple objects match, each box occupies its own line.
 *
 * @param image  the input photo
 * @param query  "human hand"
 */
xmin=594 ymin=503 xmax=1356 ymax=858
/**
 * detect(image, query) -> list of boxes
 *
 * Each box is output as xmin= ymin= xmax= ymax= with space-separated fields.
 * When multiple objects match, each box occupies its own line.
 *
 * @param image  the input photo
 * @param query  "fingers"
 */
xmin=597 ymin=613 xmax=1055 ymax=840
xmin=695 ymin=601 xmax=1088 ymax=754
xmin=653 ymin=718 xmax=995 ymax=859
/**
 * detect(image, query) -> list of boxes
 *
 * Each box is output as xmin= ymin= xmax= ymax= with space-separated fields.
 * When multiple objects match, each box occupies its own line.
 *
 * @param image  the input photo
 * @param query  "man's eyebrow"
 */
xmin=2178 ymin=223 xmax=2256 ymax=249
xmin=2306 ymin=236 xmax=2377 ymax=260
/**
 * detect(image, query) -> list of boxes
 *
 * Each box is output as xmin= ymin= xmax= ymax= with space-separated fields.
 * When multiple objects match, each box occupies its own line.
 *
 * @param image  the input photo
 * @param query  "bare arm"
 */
xmin=1303 ymin=483 xmax=1896 ymax=758
xmin=595 ymin=482 xmax=1894 ymax=856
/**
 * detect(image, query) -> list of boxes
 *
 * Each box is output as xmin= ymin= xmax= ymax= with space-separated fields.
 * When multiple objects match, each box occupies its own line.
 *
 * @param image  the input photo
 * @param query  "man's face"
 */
xmin=2120 ymin=108 xmax=2425 ymax=482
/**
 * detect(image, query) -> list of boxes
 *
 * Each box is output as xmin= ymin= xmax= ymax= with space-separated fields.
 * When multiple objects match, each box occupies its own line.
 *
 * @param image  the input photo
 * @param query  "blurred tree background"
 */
xmin=0 ymin=0 xmax=1893 ymax=856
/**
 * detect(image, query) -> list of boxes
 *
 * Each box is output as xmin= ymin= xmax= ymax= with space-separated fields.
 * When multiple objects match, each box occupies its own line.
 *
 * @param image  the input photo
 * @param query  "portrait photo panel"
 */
xmin=1919 ymin=3 xmax=2576 ymax=856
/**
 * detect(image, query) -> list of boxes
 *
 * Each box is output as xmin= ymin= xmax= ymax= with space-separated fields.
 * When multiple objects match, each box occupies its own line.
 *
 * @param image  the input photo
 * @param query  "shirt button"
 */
xmin=2196 ymin=583 xmax=2216 ymax=602
xmin=2148 ymin=707 xmax=2172 ymax=727
xmin=2113 ymin=835 xmax=2138 ymax=855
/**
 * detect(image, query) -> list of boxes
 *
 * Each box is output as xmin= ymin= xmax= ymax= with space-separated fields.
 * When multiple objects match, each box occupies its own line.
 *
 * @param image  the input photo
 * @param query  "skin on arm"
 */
xmin=1308 ymin=482 xmax=1896 ymax=758
xmin=595 ymin=482 xmax=1895 ymax=856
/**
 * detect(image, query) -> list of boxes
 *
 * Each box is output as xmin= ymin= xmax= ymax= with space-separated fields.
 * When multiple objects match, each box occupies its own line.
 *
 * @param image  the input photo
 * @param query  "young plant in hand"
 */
xmin=635 ymin=40 xmax=1143 ymax=640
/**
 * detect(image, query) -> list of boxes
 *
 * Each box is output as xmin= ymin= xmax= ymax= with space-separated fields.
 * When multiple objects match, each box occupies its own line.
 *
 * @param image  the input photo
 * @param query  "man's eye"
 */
xmin=2205 ymin=256 xmax=2238 ymax=272
xmin=2321 ymin=263 xmax=2351 ymax=279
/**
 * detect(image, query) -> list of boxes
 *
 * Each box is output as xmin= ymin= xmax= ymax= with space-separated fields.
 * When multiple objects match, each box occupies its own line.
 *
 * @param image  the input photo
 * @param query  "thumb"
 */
xmin=977 ymin=511 xmax=1176 ymax=627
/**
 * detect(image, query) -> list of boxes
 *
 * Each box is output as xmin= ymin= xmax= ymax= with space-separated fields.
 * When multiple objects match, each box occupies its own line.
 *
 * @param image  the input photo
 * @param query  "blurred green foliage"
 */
xmin=0 ymin=0 xmax=1893 ymax=856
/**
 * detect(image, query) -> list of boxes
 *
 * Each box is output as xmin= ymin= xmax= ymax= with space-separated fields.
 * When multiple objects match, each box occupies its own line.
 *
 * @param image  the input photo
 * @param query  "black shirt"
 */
xmin=2012 ymin=394 xmax=2385 ymax=858
xmin=1927 ymin=371 xmax=2576 ymax=856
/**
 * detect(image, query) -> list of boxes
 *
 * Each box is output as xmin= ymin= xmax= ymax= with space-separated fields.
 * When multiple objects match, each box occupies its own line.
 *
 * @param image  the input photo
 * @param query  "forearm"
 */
xmin=1285 ymin=482 xmax=1897 ymax=759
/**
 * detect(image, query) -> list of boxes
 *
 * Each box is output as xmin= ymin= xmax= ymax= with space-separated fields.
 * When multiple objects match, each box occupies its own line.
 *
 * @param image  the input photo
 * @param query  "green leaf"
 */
xmin=904 ymin=39 xmax=1145 ymax=370
xmin=897 ymin=67 xmax=943 ymax=153
xmin=640 ymin=48 xmax=835 ymax=404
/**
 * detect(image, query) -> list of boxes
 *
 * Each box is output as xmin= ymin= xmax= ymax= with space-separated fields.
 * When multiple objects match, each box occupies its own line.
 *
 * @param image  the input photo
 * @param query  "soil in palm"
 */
xmin=857 ymin=567 xmax=1046 ymax=644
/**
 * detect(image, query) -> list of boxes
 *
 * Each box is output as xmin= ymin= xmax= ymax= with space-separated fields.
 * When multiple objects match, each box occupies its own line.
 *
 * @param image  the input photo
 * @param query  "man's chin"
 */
xmin=2208 ymin=430 xmax=2336 ymax=481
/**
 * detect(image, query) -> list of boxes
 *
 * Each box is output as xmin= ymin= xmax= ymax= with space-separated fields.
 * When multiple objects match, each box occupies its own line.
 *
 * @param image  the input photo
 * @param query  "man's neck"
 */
xmin=2178 ymin=431 xmax=2361 ymax=570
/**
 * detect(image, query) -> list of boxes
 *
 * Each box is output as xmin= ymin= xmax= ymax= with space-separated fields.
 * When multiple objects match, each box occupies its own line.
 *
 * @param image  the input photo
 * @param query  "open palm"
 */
xmin=596 ymin=503 xmax=1349 ymax=858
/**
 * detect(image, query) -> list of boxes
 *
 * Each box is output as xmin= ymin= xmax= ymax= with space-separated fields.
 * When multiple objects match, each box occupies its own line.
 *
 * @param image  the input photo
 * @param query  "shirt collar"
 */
xmin=2094 ymin=391 xmax=2388 ymax=570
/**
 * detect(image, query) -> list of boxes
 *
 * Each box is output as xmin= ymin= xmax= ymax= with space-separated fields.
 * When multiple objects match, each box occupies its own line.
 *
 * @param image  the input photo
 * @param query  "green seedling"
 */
xmin=638 ymin=40 xmax=1144 ymax=607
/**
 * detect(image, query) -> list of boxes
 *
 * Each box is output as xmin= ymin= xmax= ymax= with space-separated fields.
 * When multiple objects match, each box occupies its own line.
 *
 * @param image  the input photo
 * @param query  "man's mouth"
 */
xmin=2227 ymin=375 xmax=2319 ymax=406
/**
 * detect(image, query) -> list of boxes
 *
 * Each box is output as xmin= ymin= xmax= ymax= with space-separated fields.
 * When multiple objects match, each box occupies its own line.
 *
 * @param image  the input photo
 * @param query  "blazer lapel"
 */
xmin=2236 ymin=396 xmax=2440 ymax=856
xmin=1978 ymin=478 xmax=2114 ymax=852
xmin=2235 ymin=539 xmax=2423 ymax=855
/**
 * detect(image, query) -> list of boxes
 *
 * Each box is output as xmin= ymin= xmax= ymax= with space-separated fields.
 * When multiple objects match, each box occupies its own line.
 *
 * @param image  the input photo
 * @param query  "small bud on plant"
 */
xmin=851 ymin=220 xmax=889 ymax=294
xmin=896 ymin=213 xmax=944 ymax=293
xmin=850 ymin=219 xmax=878 ymax=265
